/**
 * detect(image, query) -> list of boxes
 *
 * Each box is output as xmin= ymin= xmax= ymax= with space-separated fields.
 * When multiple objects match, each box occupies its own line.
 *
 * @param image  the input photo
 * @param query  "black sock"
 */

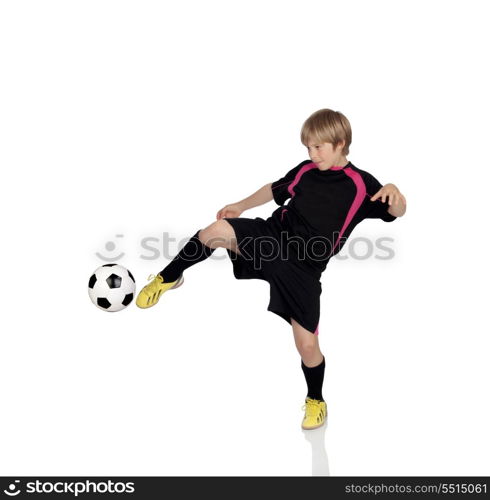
xmin=159 ymin=230 xmax=216 ymax=282
xmin=301 ymin=356 xmax=325 ymax=401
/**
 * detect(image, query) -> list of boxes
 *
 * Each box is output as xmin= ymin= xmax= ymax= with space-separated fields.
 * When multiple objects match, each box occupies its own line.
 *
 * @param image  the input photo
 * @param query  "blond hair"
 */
xmin=300 ymin=109 xmax=352 ymax=156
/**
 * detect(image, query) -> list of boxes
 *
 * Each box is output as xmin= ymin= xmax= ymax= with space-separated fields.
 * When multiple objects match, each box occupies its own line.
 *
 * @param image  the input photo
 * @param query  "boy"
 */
xmin=136 ymin=109 xmax=406 ymax=429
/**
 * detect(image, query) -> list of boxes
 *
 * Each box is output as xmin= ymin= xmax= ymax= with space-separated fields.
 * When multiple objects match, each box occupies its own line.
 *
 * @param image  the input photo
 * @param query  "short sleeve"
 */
xmin=271 ymin=161 xmax=309 ymax=206
xmin=361 ymin=172 xmax=397 ymax=222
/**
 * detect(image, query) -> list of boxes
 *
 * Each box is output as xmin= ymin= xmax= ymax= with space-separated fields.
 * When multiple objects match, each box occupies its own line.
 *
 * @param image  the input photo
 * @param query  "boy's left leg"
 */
xmin=292 ymin=318 xmax=327 ymax=429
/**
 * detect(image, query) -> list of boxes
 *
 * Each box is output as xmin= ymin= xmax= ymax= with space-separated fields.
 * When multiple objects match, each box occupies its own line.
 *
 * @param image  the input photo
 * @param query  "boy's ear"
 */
xmin=335 ymin=140 xmax=345 ymax=151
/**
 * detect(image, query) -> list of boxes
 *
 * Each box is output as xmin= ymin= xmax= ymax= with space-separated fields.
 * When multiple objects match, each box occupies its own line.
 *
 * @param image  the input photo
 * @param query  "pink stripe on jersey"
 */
xmin=329 ymin=167 xmax=366 ymax=257
xmin=288 ymin=162 xmax=318 ymax=198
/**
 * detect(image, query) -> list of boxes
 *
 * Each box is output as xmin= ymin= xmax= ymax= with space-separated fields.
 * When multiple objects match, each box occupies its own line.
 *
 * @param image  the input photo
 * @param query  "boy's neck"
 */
xmin=318 ymin=156 xmax=349 ymax=171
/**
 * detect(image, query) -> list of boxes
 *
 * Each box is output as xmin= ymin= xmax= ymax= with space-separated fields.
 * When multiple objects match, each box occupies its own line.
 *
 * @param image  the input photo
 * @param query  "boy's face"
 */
xmin=306 ymin=140 xmax=346 ymax=169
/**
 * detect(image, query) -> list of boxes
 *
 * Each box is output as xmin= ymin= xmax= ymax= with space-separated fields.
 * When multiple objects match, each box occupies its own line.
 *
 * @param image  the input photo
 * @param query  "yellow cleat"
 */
xmin=136 ymin=273 xmax=184 ymax=309
xmin=301 ymin=397 xmax=327 ymax=430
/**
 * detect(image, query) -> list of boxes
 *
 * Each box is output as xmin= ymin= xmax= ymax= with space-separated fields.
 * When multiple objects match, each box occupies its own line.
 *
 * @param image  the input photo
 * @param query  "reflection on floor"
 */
xmin=302 ymin=420 xmax=329 ymax=476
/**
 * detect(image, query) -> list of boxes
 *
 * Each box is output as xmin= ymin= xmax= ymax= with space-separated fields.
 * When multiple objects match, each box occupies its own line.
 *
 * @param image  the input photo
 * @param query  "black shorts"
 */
xmin=223 ymin=213 xmax=322 ymax=335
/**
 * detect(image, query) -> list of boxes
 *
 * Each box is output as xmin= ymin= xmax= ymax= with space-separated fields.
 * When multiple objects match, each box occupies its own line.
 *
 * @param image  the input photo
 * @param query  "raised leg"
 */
xmin=198 ymin=219 xmax=242 ymax=255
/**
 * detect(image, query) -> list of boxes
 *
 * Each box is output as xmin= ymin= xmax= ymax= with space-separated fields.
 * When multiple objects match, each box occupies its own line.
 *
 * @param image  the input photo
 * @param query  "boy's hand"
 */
xmin=370 ymin=183 xmax=405 ymax=206
xmin=216 ymin=203 xmax=244 ymax=220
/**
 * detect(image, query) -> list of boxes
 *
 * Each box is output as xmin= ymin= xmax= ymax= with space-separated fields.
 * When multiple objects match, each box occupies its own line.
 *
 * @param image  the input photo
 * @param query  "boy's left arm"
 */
xmin=371 ymin=183 xmax=407 ymax=217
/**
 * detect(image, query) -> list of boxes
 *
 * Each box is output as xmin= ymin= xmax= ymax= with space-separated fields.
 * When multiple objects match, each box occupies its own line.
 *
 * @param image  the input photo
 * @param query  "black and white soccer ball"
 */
xmin=88 ymin=264 xmax=136 ymax=312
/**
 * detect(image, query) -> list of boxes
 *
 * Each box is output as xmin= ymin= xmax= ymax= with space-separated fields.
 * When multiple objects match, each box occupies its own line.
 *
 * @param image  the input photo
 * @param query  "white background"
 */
xmin=1 ymin=0 xmax=489 ymax=476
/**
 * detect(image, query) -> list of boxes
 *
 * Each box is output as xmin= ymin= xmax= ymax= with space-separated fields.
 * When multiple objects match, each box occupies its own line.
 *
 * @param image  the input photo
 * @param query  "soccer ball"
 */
xmin=88 ymin=264 xmax=136 ymax=312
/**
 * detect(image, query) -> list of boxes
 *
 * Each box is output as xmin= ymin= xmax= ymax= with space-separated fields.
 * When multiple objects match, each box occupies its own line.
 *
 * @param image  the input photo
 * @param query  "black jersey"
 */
xmin=270 ymin=160 xmax=397 ymax=273
xmin=223 ymin=159 xmax=398 ymax=334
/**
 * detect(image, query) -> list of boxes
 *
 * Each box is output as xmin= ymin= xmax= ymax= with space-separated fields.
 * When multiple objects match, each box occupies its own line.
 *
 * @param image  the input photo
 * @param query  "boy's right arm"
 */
xmin=216 ymin=183 xmax=273 ymax=220
xmin=216 ymin=161 xmax=309 ymax=219
xmin=237 ymin=183 xmax=273 ymax=211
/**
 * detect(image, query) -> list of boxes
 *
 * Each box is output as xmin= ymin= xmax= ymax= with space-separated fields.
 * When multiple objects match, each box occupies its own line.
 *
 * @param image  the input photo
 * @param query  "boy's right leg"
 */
xmin=136 ymin=220 xmax=240 ymax=309
xmin=199 ymin=219 xmax=242 ymax=255
xmin=160 ymin=219 xmax=241 ymax=282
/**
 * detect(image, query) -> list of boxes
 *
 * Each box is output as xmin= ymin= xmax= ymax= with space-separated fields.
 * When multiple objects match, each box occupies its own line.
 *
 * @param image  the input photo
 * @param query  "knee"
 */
xmin=199 ymin=220 xmax=229 ymax=248
xmin=297 ymin=340 xmax=318 ymax=360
